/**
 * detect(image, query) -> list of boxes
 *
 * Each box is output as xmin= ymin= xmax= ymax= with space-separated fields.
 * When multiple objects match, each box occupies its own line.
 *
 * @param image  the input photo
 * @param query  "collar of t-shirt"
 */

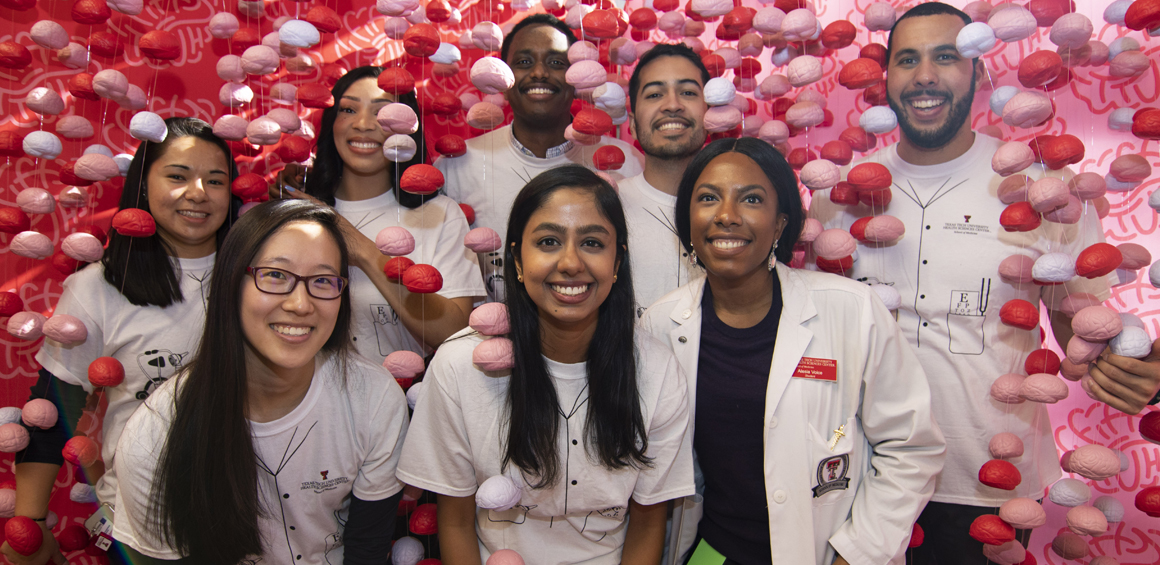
xmin=701 ymin=270 xmax=783 ymax=340
xmin=249 ymin=354 xmax=329 ymax=437
xmin=510 ymin=128 xmax=574 ymax=159
xmin=174 ymin=253 xmax=215 ymax=274
xmin=623 ymin=174 xmax=678 ymax=208
xmin=333 ymin=189 xmax=401 ymax=215
xmin=544 ymin=356 xmax=586 ymax=380
xmin=885 ymin=131 xmax=995 ymax=180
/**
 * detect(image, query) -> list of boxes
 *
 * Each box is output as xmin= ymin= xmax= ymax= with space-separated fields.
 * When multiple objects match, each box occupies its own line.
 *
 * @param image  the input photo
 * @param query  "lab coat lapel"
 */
xmin=667 ymin=278 xmax=705 ymax=406
xmin=765 ymin=263 xmax=817 ymax=413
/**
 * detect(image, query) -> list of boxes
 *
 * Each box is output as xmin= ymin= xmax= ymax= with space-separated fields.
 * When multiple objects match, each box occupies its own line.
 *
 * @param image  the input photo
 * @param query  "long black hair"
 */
xmin=150 ymin=200 xmax=353 ymax=563
xmin=304 ymin=65 xmax=433 ymax=208
xmin=501 ymin=165 xmax=649 ymax=488
xmin=676 ymin=137 xmax=804 ymax=265
xmin=102 ymin=117 xmax=240 ymax=307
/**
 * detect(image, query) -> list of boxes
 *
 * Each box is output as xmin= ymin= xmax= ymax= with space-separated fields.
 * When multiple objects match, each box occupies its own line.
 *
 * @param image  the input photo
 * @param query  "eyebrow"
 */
xmin=163 ymin=163 xmax=228 ymax=176
xmin=531 ymin=222 xmax=611 ymax=236
xmin=260 ymin=257 xmax=340 ymax=274
xmin=641 ymin=79 xmax=703 ymax=91
xmin=892 ymin=44 xmax=959 ymax=61
xmin=511 ymin=48 xmax=568 ymax=58
xmin=696 ymin=183 xmax=769 ymax=194
xmin=341 ymin=94 xmax=394 ymax=104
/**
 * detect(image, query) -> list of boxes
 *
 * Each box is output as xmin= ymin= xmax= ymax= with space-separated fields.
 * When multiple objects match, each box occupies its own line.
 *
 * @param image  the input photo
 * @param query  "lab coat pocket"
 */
xmin=807 ymin=417 xmax=861 ymax=507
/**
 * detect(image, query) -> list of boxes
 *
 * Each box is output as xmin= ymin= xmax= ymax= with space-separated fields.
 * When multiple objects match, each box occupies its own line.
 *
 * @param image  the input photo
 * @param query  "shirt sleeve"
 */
xmin=112 ymin=381 xmax=184 ymax=560
xmin=828 ymin=290 xmax=947 ymax=565
xmin=630 ymin=343 xmax=695 ymax=506
xmin=395 ymin=341 xmax=481 ymax=497
xmin=351 ymin=366 xmax=410 ymax=502
xmin=35 ymin=275 xmax=104 ymax=392
xmin=429 ymin=199 xmax=486 ymax=301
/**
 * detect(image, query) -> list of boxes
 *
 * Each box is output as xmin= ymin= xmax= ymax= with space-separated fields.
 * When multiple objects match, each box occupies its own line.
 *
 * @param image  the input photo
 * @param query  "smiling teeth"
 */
xmin=712 ymin=240 xmax=747 ymax=249
xmin=658 ymin=123 xmax=687 ymax=131
xmin=272 ymin=324 xmax=310 ymax=336
xmin=350 ymin=141 xmax=380 ymax=149
xmin=177 ymin=210 xmax=208 ymax=218
xmin=526 ymin=88 xmax=553 ymax=95
xmin=551 ymin=284 xmax=588 ymax=296
xmin=911 ymin=99 xmax=943 ymax=109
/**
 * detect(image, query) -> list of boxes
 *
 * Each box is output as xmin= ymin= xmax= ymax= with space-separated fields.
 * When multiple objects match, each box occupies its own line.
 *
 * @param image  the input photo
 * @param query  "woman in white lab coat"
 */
xmin=641 ymin=138 xmax=946 ymax=565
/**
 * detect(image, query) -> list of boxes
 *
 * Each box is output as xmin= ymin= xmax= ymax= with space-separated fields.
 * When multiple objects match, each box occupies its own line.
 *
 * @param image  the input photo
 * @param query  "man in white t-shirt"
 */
xmin=437 ymin=14 xmax=643 ymax=301
xmin=620 ymin=43 xmax=709 ymax=317
xmin=808 ymin=4 xmax=1160 ymax=564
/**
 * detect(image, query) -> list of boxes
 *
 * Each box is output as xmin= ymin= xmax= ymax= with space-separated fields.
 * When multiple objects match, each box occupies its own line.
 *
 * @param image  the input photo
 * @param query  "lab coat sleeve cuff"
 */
xmin=828 ymin=528 xmax=902 ymax=565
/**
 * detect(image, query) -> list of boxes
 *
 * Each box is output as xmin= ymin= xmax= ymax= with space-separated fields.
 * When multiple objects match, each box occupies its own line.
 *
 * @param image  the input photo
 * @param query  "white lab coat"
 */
xmin=641 ymin=263 xmax=946 ymax=565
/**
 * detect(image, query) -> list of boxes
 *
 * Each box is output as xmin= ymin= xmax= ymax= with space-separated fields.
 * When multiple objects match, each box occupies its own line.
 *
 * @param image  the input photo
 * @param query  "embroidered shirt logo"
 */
xmin=301 ymin=474 xmax=349 ymax=493
xmin=964 ymin=215 xmax=971 ymax=223
xmin=812 ymin=454 xmax=851 ymax=498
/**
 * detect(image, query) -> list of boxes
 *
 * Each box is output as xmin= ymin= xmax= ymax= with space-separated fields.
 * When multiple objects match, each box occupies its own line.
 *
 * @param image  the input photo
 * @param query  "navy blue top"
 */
xmin=695 ymin=272 xmax=782 ymax=564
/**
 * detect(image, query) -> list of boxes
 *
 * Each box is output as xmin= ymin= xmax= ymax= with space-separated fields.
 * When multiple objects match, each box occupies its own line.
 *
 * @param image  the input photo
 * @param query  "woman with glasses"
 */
xmin=4 ymin=117 xmax=239 ymax=565
xmin=111 ymin=200 xmax=409 ymax=564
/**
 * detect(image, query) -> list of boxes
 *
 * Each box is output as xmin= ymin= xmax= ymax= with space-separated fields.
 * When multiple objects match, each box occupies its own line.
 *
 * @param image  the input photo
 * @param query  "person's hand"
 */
xmin=1 ymin=521 xmax=66 ymax=565
xmin=1086 ymin=338 xmax=1160 ymax=415
xmin=333 ymin=210 xmax=387 ymax=274
xmin=269 ymin=163 xmax=309 ymax=200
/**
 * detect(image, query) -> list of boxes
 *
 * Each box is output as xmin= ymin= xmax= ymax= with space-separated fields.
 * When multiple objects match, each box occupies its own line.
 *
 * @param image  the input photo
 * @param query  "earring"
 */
xmin=517 ymin=273 xmax=523 ymax=282
xmin=768 ymin=240 xmax=778 ymax=271
xmin=687 ymin=249 xmax=698 ymax=266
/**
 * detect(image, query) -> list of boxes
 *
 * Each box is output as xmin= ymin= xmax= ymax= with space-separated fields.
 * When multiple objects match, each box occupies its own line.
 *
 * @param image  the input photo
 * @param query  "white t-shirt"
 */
xmin=437 ymin=126 xmax=644 ymax=302
xmin=113 ymin=353 xmax=409 ymax=564
xmin=335 ymin=191 xmax=485 ymax=364
xmin=617 ymin=174 xmax=698 ymax=318
xmin=35 ymin=255 xmax=214 ymax=505
xmin=808 ymin=134 xmax=1110 ymax=507
xmin=397 ymin=330 xmax=694 ymax=565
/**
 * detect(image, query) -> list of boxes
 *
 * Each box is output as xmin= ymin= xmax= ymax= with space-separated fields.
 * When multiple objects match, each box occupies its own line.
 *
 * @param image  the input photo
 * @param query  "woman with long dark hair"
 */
xmin=112 ymin=199 xmax=409 ymax=564
xmin=3 ymin=117 xmax=239 ymax=565
xmin=293 ymin=65 xmax=484 ymax=364
xmin=397 ymin=165 xmax=693 ymax=564
xmin=641 ymin=138 xmax=945 ymax=565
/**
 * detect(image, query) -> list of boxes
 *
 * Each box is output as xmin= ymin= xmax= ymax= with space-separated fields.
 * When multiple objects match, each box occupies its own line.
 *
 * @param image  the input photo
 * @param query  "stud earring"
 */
xmin=517 ymin=273 xmax=523 ymax=282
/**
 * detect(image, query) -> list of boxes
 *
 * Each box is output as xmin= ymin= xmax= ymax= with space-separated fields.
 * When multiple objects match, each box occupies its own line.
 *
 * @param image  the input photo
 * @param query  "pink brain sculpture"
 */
xmin=473 ymin=337 xmax=514 ymax=372
xmin=999 ymin=497 xmax=1046 ymax=529
xmin=469 ymin=303 xmax=509 ymax=336
xmin=21 ymin=399 xmax=57 ymax=429
xmin=382 ymin=350 xmax=425 ymax=379
xmin=375 ymin=226 xmax=416 ymax=256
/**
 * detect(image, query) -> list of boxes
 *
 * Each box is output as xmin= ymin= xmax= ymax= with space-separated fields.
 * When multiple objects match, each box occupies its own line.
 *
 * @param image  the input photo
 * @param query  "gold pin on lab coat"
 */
xmin=829 ymin=425 xmax=846 ymax=451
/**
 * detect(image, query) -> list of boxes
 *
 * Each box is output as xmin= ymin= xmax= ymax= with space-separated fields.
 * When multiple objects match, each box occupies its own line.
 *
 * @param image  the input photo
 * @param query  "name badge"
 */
xmin=792 ymin=357 xmax=837 ymax=382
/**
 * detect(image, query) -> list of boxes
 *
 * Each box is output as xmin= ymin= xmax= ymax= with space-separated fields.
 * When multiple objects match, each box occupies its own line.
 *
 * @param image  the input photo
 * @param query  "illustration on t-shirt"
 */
xmin=947 ymin=278 xmax=991 ymax=355
xmin=323 ymin=507 xmax=347 ymax=564
xmin=371 ymin=304 xmax=401 ymax=356
xmin=486 ymin=503 xmax=536 ymax=524
xmin=134 ymin=349 xmax=189 ymax=400
xmin=256 ymin=422 xmax=317 ymax=564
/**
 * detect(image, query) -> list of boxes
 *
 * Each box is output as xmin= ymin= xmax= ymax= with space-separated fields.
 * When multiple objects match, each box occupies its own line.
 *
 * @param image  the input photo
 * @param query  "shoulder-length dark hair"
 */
xmin=102 ymin=116 xmax=240 ymax=307
xmin=304 ymin=65 xmax=433 ymax=209
xmin=150 ymin=199 xmax=353 ymax=563
xmin=502 ymin=165 xmax=649 ymax=488
xmin=676 ymin=137 xmax=804 ymax=265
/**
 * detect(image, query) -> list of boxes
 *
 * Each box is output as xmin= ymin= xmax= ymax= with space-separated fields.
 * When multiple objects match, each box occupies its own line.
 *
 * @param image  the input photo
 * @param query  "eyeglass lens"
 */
xmin=252 ymin=268 xmax=345 ymax=299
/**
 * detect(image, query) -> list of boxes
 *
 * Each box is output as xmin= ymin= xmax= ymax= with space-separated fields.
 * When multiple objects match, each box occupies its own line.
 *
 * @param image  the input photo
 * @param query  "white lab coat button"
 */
xmin=681 ymin=309 xmax=692 ymax=319
xmin=768 ymin=416 xmax=778 ymax=428
xmin=773 ymin=490 xmax=787 ymax=504
xmin=678 ymin=336 xmax=687 ymax=343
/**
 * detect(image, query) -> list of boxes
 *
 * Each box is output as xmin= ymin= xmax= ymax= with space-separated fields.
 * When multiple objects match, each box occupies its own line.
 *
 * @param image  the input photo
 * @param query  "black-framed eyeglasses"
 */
xmin=245 ymin=267 xmax=348 ymax=300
